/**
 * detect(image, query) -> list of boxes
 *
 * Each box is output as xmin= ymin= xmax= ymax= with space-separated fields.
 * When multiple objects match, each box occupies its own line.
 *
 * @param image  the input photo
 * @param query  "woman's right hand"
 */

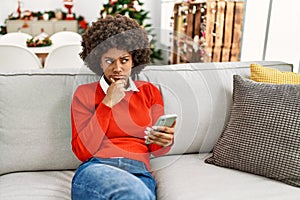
xmin=102 ymin=78 xmax=126 ymax=108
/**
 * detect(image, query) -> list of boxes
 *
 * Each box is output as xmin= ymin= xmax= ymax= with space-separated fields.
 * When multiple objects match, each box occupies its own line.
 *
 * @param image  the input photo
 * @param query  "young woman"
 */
xmin=71 ymin=15 xmax=175 ymax=200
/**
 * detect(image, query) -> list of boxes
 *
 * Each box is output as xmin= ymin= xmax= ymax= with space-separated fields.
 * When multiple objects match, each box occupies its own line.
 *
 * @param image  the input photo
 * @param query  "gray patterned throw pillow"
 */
xmin=205 ymin=75 xmax=300 ymax=187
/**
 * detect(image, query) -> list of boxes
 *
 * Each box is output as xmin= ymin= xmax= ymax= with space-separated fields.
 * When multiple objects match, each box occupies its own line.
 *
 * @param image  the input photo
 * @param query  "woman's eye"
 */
xmin=105 ymin=59 xmax=113 ymax=64
xmin=121 ymin=58 xmax=129 ymax=63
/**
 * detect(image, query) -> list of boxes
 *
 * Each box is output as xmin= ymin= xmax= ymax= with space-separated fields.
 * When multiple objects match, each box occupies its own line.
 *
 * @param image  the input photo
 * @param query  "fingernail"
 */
xmin=144 ymin=136 xmax=150 ymax=144
xmin=144 ymin=130 xmax=149 ymax=135
xmin=152 ymin=126 xmax=159 ymax=130
xmin=146 ymin=127 xmax=152 ymax=131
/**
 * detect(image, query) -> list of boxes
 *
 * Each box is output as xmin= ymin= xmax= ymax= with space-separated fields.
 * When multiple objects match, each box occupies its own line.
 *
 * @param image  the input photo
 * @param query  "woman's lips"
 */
xmin=111 ymin=75 xmax=125 ymax=80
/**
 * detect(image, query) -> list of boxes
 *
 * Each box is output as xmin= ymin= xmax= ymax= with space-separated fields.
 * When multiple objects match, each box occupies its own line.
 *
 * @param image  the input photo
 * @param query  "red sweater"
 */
xmin=71 ymin=80 xmax=171 ymax=170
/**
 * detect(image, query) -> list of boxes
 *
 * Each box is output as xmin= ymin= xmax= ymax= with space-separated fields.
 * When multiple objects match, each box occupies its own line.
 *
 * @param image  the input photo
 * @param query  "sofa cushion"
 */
xmin=0 ymin=68 xmax=98 ymax=175
xmin=205 ymin=75 xmax=300 ymax=187
xmin=151 ymin=154 xmax=300 ymax=200
xmin=250 ymin=63 xmax=300 ymax=84
xmin=0 ymin=170 xmax=74 ymax=200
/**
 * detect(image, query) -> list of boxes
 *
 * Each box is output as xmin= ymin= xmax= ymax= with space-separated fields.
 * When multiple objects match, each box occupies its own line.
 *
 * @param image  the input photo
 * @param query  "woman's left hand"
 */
xmin=145 ymin=124 xmax=175 ymax=147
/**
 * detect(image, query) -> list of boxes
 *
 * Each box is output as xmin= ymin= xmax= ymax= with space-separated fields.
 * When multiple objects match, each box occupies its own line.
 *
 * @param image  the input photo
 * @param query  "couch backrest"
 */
xmin=0 ymin=68 xmax=98 ymax=175
xmin=135 ymin=61 xmax=293 ymax=155
xmin=0 ymin=61 xmax=292 ymax=175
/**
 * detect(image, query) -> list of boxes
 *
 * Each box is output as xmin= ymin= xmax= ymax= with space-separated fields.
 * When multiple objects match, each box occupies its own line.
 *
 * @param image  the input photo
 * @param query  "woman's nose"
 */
xmin=113 ymin=60 xmax=122 ymax=72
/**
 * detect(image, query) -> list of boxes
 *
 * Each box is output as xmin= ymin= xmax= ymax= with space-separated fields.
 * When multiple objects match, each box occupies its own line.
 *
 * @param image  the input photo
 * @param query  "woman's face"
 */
xmin=100 ymin=48 xmax=133 ymax=85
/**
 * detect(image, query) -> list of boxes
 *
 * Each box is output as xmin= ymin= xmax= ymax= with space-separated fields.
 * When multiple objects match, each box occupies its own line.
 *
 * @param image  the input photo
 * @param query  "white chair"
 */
xmin=50 ymin=31 xmax=82 ymax=47
xmin=0 ymin=32 xmax=32 ymax=47
xmin=0 ymin=44 xmax=42 ymax=69
xmin=44 ymin=43 xmax=84 ymax=69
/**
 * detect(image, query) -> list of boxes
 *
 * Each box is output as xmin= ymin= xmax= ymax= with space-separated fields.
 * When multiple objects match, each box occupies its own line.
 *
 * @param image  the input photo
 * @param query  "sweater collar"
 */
xmin=99 ymin=75 xmax=139 ymax=94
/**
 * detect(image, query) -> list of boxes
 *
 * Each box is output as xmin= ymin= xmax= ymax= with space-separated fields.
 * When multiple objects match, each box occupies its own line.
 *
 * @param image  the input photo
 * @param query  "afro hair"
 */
xmin=80 ymin=14 xmax=151 ymax=76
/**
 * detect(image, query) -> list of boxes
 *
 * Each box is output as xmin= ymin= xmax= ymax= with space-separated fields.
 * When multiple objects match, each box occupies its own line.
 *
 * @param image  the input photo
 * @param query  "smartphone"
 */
xmin=145 ymin=114 xmax=177 ymax=144
xmin=154 ymin=114 xmax=177 ymax=127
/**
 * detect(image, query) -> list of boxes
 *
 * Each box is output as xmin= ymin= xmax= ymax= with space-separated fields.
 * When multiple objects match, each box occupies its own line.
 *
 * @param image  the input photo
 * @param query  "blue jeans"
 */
xmin=71 ymin=157 xmax=156 ymax=200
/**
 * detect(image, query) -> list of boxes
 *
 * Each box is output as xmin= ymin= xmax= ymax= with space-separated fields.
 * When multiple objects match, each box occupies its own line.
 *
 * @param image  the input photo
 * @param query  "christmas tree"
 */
xmin=99 ymin=0 xmax=162 ymax=63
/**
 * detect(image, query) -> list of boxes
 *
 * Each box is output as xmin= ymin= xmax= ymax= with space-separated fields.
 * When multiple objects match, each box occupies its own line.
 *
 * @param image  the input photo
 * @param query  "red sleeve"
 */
xmin=147 ymin=83 xmax=173 ymax=156
xmin=71 ymin=84 xmax=112 ymax=162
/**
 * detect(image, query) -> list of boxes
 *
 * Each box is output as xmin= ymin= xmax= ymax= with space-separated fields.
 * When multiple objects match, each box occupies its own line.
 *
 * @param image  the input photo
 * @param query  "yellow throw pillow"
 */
xmin=250 ymin=63 xmax=300 ymax=84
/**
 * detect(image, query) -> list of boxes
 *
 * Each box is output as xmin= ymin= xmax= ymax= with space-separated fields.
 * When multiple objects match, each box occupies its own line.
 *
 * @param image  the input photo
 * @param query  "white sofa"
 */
xmin=0 ymin=61 xmax=299 ymax=200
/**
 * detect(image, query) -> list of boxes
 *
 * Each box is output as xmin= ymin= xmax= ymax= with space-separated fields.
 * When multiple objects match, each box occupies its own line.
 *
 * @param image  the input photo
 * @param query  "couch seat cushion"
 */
xmin=0 ymin=170 xmax=74 ymax=200
xmin=151 ymin=154 xmax=300 ymax=200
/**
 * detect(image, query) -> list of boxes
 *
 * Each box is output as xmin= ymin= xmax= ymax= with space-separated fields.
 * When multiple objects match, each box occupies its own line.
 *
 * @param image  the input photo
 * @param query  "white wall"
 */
xmin=241 ymin=0 xmax=300 ymax=72
xmin=265 ymin=0 xmax=300 ymax=72
xmin=240 ymin=0 xmax=270 ymax=62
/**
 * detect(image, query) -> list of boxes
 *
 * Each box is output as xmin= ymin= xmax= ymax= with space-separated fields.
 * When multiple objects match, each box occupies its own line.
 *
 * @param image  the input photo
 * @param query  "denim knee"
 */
xmin=71 ymin=162 xmax=155 ymax=200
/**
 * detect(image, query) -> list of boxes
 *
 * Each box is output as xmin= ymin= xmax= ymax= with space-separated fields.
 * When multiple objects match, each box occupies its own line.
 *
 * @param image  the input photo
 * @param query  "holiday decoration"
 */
xmin=17 ymin=0 xmax=22 ymax=19
xmin=77 ymin=16 xmax=88 ymax=34
xmin=7 ymin=9 xmax=89 ymax=34
xmin=26 ymin=37 xmax=52 ymax=47
xmin=64 ymin=0 xmax=74 ymax=20
xmin=5 ymin=1 xmax=88 ymax=36
xmin=26 ymin=28 xmax=52 ymax=47
xmin=100 ymin=0 xmax=162 ymax=63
